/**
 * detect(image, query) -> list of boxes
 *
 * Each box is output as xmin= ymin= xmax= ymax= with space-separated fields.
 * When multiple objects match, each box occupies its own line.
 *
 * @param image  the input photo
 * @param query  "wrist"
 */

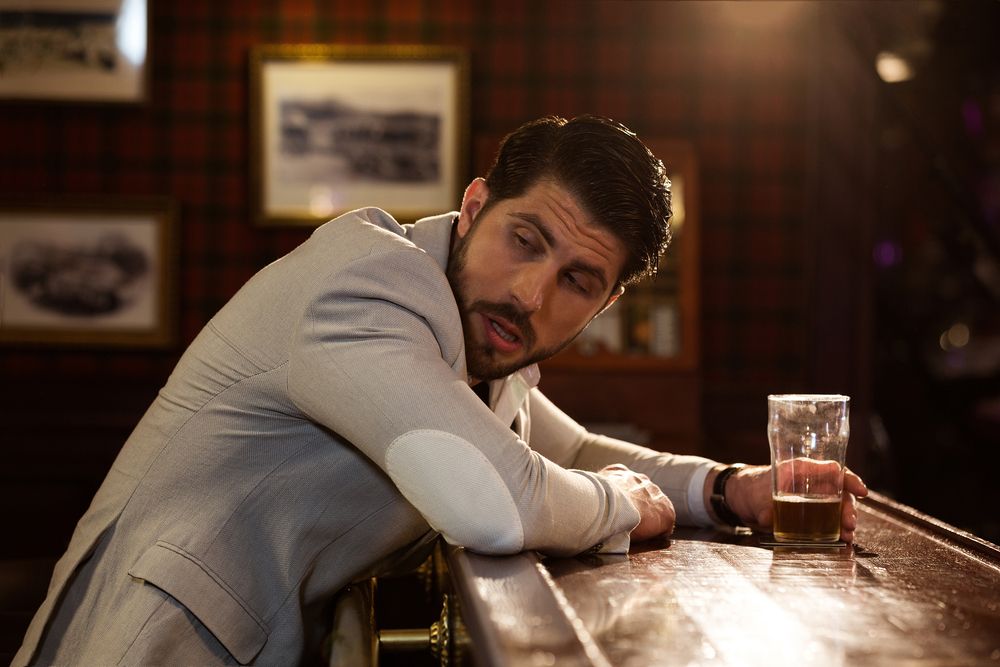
xmin=708 ymin=463 xmax=747 ymax=527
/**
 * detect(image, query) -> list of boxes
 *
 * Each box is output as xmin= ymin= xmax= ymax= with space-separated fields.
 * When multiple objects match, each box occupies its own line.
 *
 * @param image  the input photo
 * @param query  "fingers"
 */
xmin=623 ymin=476 xmax=676 ymax=541
xmin=841 ymin=469 xmax=866 ymax=542
xmin=840 ymin=492 xmax=858 ymax=543
xmin=652 ymin=492 xmax=676 ymax=537
xmin=844 ymin=468 xmax=868 ymax=497
xmin=597 ymin=464 xmax=676 ymax=541
xmin=638 ymin=477 xmax=676 ymax=538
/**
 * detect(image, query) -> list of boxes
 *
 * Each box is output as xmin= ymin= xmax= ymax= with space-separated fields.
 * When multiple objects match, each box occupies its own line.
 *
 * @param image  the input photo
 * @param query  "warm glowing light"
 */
xmin=670 ymin=175 xmax=685 ymax=231
xmin=947 ymin=323 xmax=970 ymax=348
xmin=940 ymin=323 xmax=971 ymax=350
xmin=711 ymin=2 xmax=808 ymax=31
xmin=308 ymin=186 xmax=338 ymax=217
xmin=876 ymin=52 xmax=914 ymax=83
xmin=117 ymin=0 xmax=147 ymax=67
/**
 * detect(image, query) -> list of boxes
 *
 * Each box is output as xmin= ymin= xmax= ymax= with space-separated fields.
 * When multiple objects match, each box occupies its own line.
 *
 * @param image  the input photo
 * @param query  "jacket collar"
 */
xmin=404 ymin=211 xmax=458 ymax=275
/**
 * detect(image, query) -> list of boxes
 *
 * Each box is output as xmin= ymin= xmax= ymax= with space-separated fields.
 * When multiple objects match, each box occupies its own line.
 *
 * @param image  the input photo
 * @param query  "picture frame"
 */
xmin=250 ymin=44 xmax=469 ymax=226
xmin=0 ymin=0 xmax=149 ymax=103
xmin=0 ymin=198 xmax=177 ymax=347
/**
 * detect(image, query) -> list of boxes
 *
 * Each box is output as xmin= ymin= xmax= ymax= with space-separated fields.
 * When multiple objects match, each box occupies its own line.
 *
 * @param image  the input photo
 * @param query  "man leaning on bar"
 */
xmin=13 ymin=115 xmax=867 ymax=666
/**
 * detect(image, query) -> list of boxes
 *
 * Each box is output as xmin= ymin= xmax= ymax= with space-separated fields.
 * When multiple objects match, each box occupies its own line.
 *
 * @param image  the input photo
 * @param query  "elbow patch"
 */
xmin=385 ymin=429 xmax=524 ymax=553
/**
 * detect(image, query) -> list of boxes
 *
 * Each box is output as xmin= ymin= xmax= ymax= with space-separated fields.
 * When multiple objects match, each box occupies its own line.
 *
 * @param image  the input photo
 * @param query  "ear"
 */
xmin=456 ymin=178 xmax=490 ymax=239
xmin=597 ymin=285 xmax=625 ymax=317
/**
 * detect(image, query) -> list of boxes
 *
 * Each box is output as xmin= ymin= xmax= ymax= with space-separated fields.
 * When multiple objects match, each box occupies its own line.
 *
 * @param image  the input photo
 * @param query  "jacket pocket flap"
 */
xmin=128 ymin=541 xmax=268 ymax=664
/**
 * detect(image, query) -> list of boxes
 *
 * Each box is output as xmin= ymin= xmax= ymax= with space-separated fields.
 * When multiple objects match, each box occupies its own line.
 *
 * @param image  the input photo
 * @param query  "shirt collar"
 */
xmin=488 ymin=364 xmax=541 ymax=427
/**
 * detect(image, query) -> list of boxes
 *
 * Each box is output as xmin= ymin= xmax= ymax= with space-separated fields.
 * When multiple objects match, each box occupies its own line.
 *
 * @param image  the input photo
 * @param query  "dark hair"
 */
xmin=483 ymin=115 xmax=672 ymax=287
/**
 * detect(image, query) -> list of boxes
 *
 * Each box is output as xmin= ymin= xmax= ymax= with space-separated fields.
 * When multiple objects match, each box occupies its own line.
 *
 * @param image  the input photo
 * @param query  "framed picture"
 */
xmin=0 ymin=0 xmax=149 ymax=103
xmin=0 ymin=198 xmax=177 ymax=347
xmin=250 ymin=44 xmax=469 ymax=226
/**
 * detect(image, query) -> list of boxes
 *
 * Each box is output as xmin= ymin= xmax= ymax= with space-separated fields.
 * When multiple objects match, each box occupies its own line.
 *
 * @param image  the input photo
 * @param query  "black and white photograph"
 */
xmin=0 ymin=0 xmax=147 ymax=102
xmin=250 ymin=44 xmax=468 ymax=226
xmin=0 ymin=200 xmax=176 ymax=346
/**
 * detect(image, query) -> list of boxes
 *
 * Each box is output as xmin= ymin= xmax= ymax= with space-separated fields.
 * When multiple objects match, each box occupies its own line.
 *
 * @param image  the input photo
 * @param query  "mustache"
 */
xmin=472 ymin=299 xmax=537 ymax=348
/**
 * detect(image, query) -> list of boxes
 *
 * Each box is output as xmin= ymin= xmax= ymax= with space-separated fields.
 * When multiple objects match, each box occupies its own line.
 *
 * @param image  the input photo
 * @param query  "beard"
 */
xmin=446 ymin=224 xmax=582 ymax=382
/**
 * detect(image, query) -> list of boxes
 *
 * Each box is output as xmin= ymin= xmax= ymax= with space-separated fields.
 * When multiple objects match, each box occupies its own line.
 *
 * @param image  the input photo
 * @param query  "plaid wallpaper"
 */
xmin=0 ymin=1 xmax=828 ymax=554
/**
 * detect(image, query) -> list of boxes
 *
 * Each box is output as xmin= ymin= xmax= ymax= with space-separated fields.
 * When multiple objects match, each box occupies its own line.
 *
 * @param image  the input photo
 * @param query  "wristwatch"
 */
xmin=710 ymin=463 xmax=747 ymax=528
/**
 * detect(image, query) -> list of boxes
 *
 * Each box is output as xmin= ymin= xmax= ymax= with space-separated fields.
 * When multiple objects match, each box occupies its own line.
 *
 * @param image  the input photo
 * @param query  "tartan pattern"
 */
xmin=0 ymin=1 xmax=811 ymax=369
xmin=0 ymin=1 xmax=817 ymax=553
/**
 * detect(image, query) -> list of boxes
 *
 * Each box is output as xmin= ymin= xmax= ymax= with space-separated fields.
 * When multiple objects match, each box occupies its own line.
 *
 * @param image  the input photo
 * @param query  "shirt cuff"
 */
xmin=592 ymin=531 xmax=631 ymax=555
xmin=685 ymin=460 xmax=718 ymax=527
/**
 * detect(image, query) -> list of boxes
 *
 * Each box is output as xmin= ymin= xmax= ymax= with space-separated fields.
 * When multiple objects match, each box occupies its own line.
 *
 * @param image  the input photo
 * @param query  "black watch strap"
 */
xmin=710 ymin=463 xmax=747 ymax=527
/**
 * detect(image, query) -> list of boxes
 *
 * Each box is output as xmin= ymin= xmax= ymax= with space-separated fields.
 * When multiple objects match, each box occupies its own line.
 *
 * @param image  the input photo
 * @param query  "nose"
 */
xmin=510 ymin=264 xmax=552 ymax=313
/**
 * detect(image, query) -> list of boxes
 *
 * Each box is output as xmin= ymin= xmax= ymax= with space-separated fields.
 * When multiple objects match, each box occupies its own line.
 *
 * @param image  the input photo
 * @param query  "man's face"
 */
xmin=446 ymin=178 xmax=626 ymax=383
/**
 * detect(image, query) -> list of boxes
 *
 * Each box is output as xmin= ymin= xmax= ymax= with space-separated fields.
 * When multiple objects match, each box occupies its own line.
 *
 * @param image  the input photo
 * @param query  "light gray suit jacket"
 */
xmin=15 ymin=208 xmax=716 ymax=666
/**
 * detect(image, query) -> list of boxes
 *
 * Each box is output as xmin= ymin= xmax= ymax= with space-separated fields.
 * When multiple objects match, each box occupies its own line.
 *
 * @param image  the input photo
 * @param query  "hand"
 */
xmin=723 ymin=465 xmax=869 ymax=543
xmin=598 ymin=464 xmax=676 ymax=541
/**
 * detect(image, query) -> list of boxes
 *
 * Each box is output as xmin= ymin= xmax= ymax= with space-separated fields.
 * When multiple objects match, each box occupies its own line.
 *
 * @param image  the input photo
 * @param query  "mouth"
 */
xmin=481 ymin=313 xmax=523 ymax=354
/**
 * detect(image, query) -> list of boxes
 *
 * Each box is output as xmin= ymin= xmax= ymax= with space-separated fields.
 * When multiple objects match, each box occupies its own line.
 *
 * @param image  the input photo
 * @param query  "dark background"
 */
xmin=1 ymin=0 xmax=998 ymax=655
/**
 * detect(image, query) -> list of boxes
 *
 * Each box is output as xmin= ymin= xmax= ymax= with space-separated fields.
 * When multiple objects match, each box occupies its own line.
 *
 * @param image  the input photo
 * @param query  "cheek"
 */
xmin=465 ymin=262 xmax=499 ymax=296
xmin=468 ymin=250 xmax=514 ymax=294
xmin=538 ymin=302 xmax=594 ymax=341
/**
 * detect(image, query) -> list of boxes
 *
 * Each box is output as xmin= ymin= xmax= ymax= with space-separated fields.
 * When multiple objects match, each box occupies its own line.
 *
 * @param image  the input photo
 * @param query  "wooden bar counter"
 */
xmin=443 ymin=492 xmax=1000 ymax=666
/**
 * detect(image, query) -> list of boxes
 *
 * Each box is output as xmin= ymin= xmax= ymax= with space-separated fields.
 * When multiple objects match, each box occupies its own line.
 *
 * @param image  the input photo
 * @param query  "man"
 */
xmin=14 ymin=115 xmax=866 ymax=665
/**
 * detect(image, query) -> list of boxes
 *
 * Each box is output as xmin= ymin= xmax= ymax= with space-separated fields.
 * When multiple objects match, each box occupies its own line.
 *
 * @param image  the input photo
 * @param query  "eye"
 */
xmin=512 ymin=230 xmax=538 ymax=253
xmin=564 ymin=271 xmax=590 ymax=295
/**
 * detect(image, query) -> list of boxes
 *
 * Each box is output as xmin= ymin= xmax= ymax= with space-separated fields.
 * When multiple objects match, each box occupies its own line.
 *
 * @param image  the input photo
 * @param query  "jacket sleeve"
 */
xmin=525 ymin=388 xmax=720 ymax=527
xmin=286 ymin=244 xmax=639 ymax=556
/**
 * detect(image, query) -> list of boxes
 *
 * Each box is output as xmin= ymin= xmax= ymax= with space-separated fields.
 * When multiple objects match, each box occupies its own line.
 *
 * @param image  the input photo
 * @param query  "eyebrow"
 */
xmin=511 ymin=211 xmax=611 ymax=293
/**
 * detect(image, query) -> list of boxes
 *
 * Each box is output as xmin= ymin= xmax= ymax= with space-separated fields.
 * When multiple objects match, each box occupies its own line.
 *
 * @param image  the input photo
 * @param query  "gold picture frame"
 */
xmin=249 ymin=44 xmax=469 ymax=226
xmin=0 ymin=0 xmax=150 ymax=103
xmin=0 ymin=197 xmax=177 ymax=347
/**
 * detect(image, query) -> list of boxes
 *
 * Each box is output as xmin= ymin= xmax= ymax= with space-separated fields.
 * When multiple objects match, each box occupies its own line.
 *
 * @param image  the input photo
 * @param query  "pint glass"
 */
xmin=767 ymin=394 xmax=850 ymax=543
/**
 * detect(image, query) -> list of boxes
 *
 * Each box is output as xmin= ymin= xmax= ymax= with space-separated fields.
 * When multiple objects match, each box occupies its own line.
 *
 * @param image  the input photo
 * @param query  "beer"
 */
xmin=772 ymin=495 xmax=841 ymax=542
